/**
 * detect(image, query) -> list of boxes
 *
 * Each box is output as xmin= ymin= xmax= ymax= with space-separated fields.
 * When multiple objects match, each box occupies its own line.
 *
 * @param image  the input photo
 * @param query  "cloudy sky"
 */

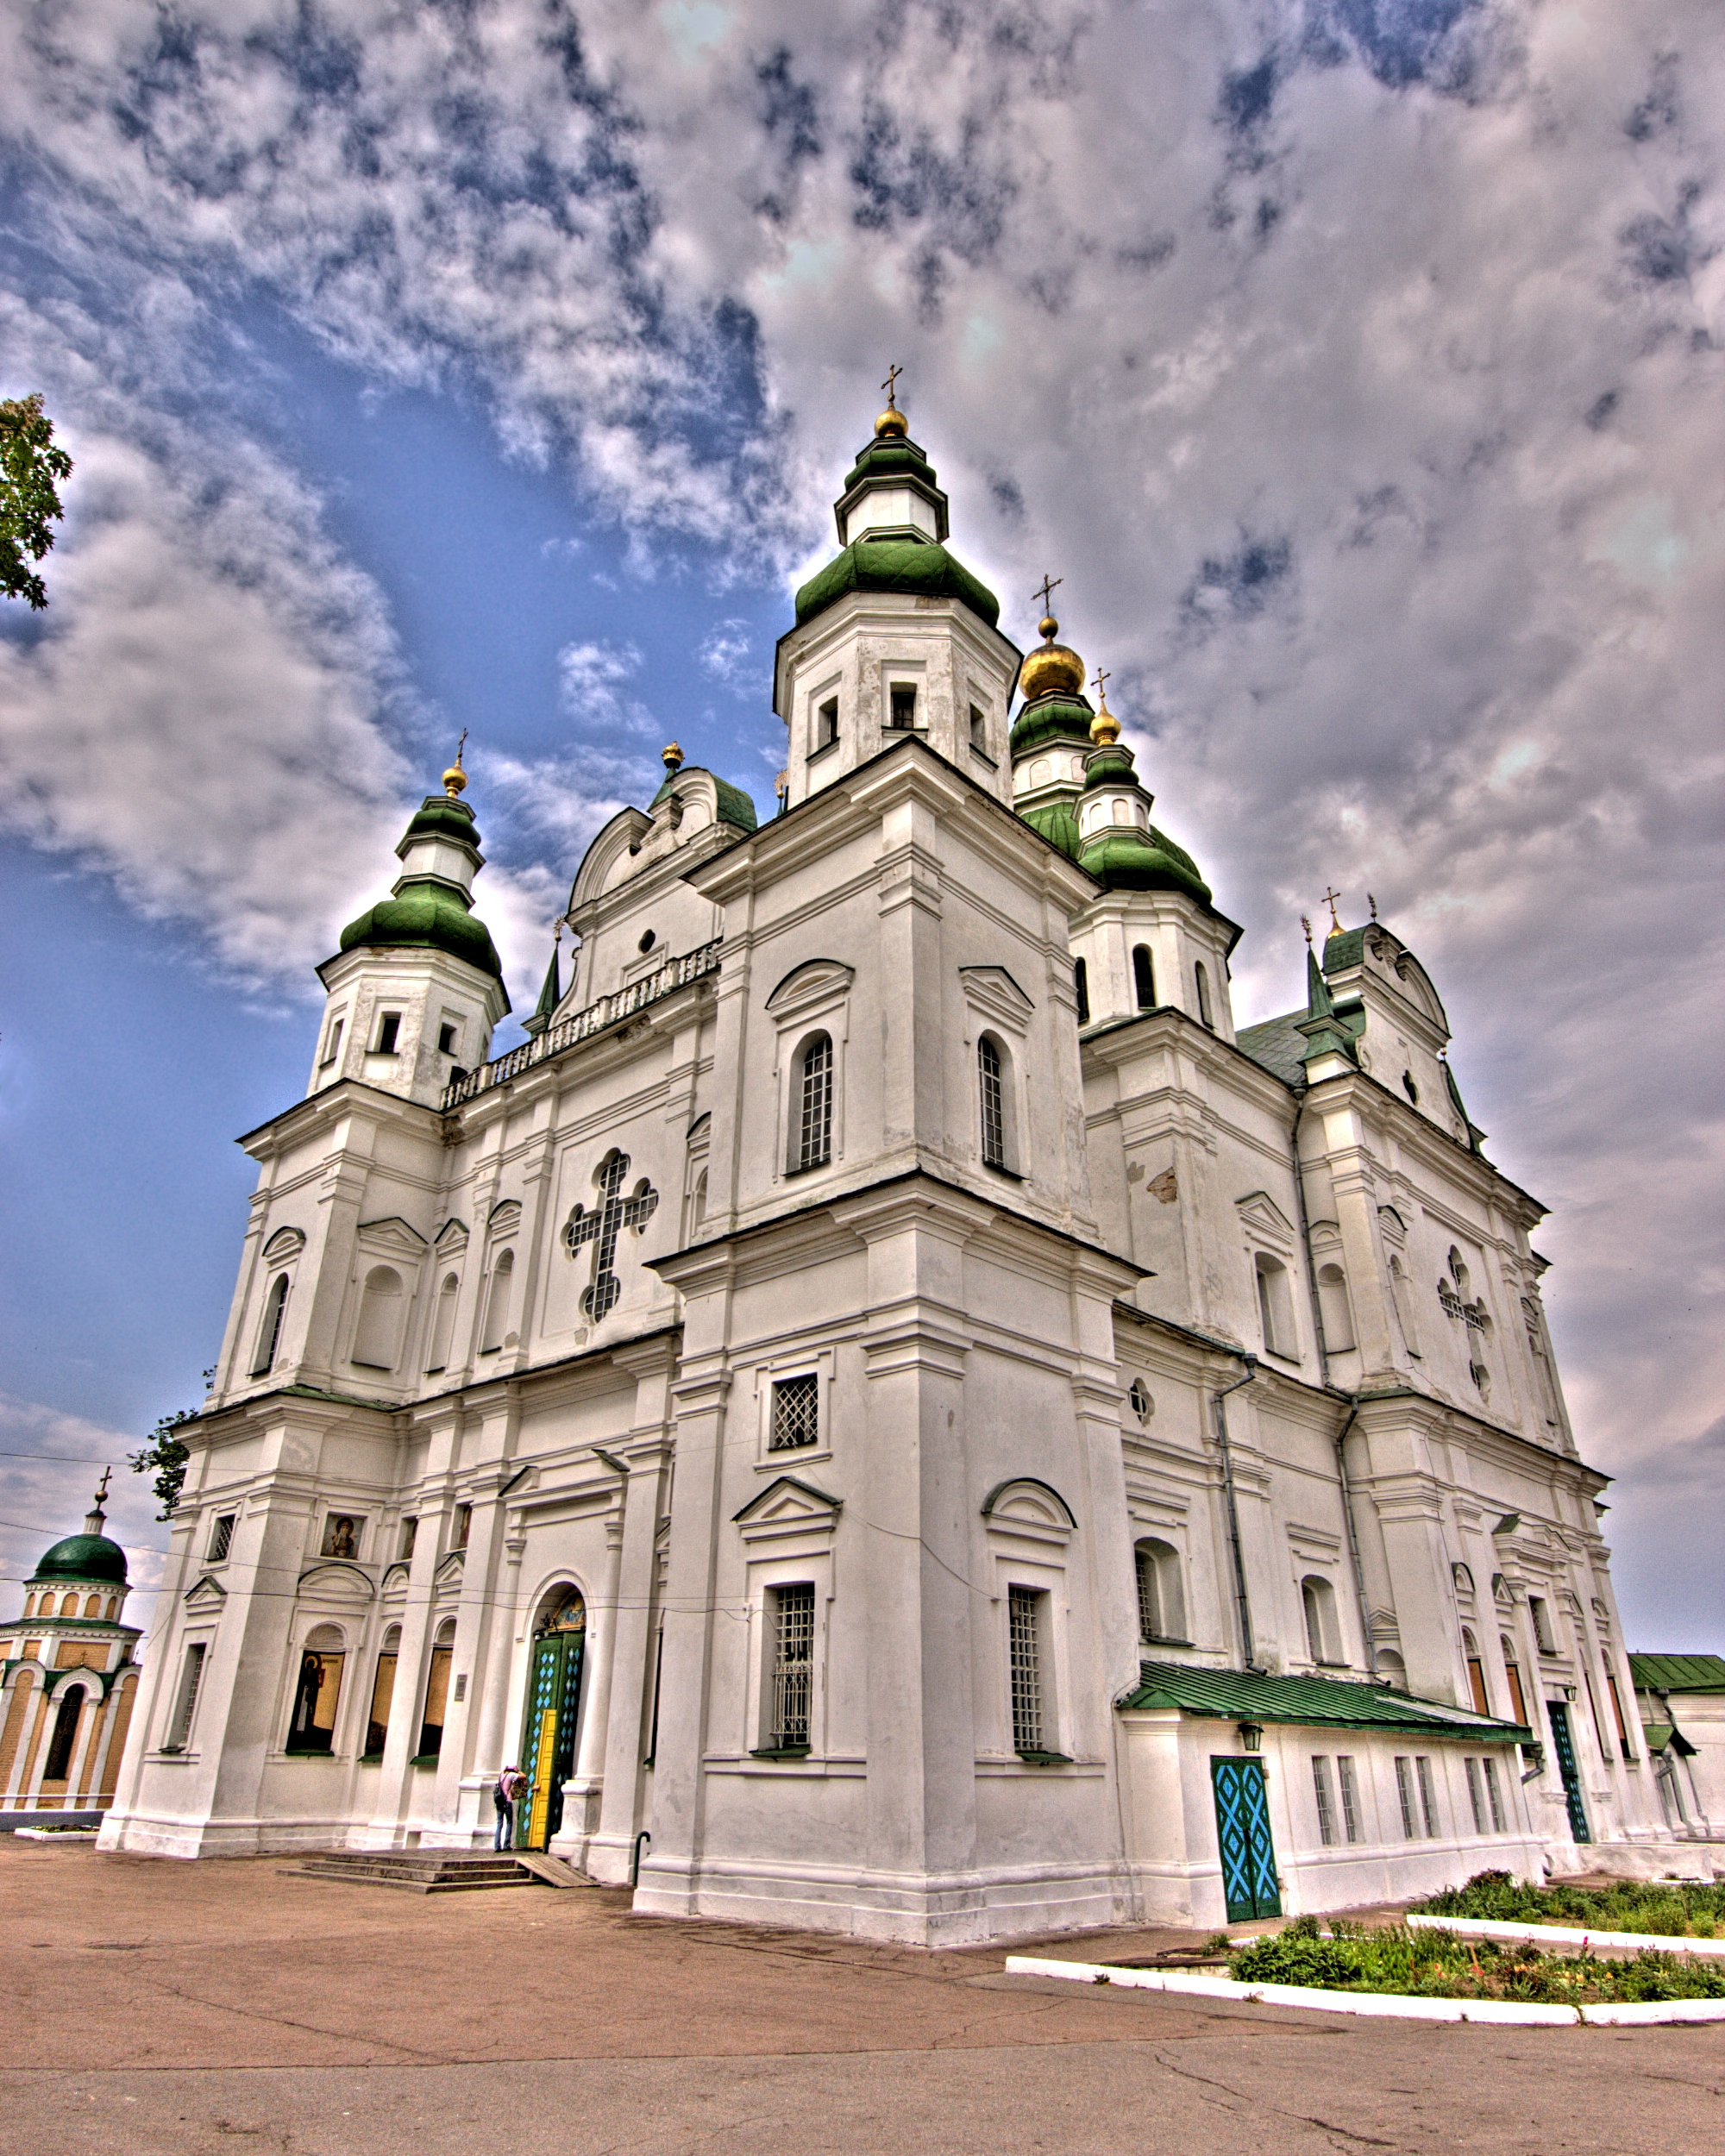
xmin=0 ymin=0 xmax=1719 ymax=1650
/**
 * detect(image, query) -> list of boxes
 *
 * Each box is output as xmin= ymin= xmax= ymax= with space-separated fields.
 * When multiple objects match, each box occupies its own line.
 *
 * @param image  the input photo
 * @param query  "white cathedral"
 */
xmin=100 ymin=394 xmax=1682 ymax=1942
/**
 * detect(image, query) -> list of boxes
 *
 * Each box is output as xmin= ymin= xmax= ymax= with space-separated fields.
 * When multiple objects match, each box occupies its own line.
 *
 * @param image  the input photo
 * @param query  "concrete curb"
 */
xmin=1408 ymin=1912 xmax=1725 ymax=1959
xmin=1003 ymin=1954 xmax=1725 ymax=2026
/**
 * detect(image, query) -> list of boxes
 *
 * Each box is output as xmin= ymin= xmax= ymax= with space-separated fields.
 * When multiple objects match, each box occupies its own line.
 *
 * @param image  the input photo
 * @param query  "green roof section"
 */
xmin=648 ymin=767 xmax=759 ymax=832
xmin=1078 ymin=824 xmax=1213 ymax=903
xmin=397 ymin=793 xmax=483 ymax=861
xmin=1629 ymin=1653 xmax=1725 ymax=1694
xmin=1009 ymin=691 xmax=1095 ymax=759
xmin=840 ymin=435 xmax=942 ymax=497
xmin=794 ymin=539 xmax=1000 ymax=630
xmin=1118 ymin=1659 xmax=1534 ymax=1743
xmin=1019 ymin=795 xmax=1082 ymax=862
xmin=339 ymin=882 xmax=505 ymax=982
xmin=1237 ymin=1011 xmax=1308 ymax=1089
xmin=31 ymin=1532 xmax=129 ymax=1586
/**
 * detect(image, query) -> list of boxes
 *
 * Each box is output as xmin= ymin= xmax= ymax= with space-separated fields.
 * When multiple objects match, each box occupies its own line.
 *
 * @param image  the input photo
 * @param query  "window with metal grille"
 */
xmin=1415 ymin=1754 xmax=1439 ymax=1836
xmin=1312 ymin=1756 xmax=1336 ymax=1846
xmin=208 ymin=1514 xmax=235 ymax=1563
xmin=1008 ymin=1587 xmax=1044 ymax=1754
xmin=978 ymin=1036 xmax=1006 ymax=1169
xmin=1336 ymin=1755 xmax=1361 ymax=1843
xmin=252 ymin=1271 xmax=290 ymax=1376
xmin=889 ymin=684 xmax=917 ymax=730
xmin=769 ymin=1373 xmax=819 ymax=1451
xmin=1132 ymin=943 xmax=1156 ymax=1010
xmin=795 ymin=1033 xmax=832 ymax=1170
xmin=164 ymin=1641 xmax=206 ymax=1752
xmin=1394 ymin=1755 xmax=1418 ymax=1839
xmin=1482 ymin=1756 xmax=1506 ymax=1831
xmin=1465 ymin=1756 xmax=1486 ymax=1834
xmin=769 ymin=1583 xmax=815 ymax=1748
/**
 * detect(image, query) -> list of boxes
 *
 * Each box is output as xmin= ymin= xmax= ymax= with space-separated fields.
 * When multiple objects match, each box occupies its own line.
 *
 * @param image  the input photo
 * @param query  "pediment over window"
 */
xmin=183 ymin=1575 xmax=228 ymax=1609
xmin=434 ymin=1218 xmax=469 ymax=1252
xmin=1377 ymin=1206 xmax=1408 ymax=1245
xmin=356 ymin=1217 xmax=429 ymax=1259
xmin=296 ymin=1560 xmax=375 ymax=1601
xmin=434 ymin=1550 xmax=466 ymax=1584
xmin=959 ymin=964 xmax=1035 ymax=1034
xmin=1235 ymin=1190 xmax=1295 ymax=1246
xmin=981 ymin=1477 xmax=1076 ymax=1541
xmin=487 ymin=1200 xmax=522 ymax=1234
xmin=765 ymin=959 xmax=855 ymax=1020
xmin=733 ymin=1475 xmax=843 ymax=1543
xmin=380 ymin=1562 xmax=411 ymax=1596
xmin=261 ymin=1225 xmax=306 ymax=1264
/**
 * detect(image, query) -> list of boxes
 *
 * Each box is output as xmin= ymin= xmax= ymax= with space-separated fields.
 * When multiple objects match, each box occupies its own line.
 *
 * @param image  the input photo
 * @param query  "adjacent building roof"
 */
xmin=1628 ymin=1652 xmax=1725 ymax=1694
xmin=1236 ymin=1011 xmax=1308 ymax=1089
xmin=31 ymin=1532 xmax=129 ymax=1586
xmin=1119 ymin=1659 xmax=1533 ymax=1742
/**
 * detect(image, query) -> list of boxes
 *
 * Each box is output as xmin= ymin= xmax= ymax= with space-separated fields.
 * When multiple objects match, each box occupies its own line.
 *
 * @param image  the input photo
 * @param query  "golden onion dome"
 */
xmin=874 ymin=403 xmax=908 ymax=439
xmin=1088 ymin=672 xmax=1121 ymax=746
xmin=442 ymin=735 xmax=469 ymax=798
xmin=1019 ymin=613 xmax=1086 ymax=701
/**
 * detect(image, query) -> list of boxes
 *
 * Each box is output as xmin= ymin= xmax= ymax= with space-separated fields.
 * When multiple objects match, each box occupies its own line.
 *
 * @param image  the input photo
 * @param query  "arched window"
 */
xmin=1389 ymin=1254 xmax=1421 ymax=1355
xmin=1074 ymin=956 xmax=1090 ymax=1025
xmin=42 ymin=1686 xmax=85 ymax=1783
xmin=1499 ymin=1635 xmax=1528 ymax=1727
xmin=1255 ymin=1251 xmax=1295 ymax=1357
xmin=1302 ymin=1576 xmax=1340 ymax=1665
xmin=84 ymin=1594 xmax=102 ymax=1618
xmin=977 ymin=1034 xmax=1007 ymax=1169
xmin=1135 ymin=1539 xmax=1187 ymax=1644
xmin=1132 ymin=944 xmax=1157 ymax=1011
xmin=793 ymin=1032 xmax=832 ymax=1171
xmin=252 ymin=1272 xmax=290 ymax=1376
xmin=365 ymin=1626 xmax=400 ymax=1758
xmin=1463 ymin=1628 xmax=1490 ymax=1716
xmin=426 ymin=1273 xmax=459 ymax=1374
xmin=352 ymin=1265 xmax=405 ymax=1370
xmin=1376 ymin=1646 xmax=1408 ymax=1691
xmin=1316 ymin=1263 xmax=1356 ymax=1353
xmin=480 ymin=1249 xmax=514 ymax=1353
xmin=287 ymin=1624 xmax=346 ymax=1755
xmin=1194 ymin=961 xmax=1214 ymax=1030
xmin=417 ymin=1620 xmax=456 ymax=1759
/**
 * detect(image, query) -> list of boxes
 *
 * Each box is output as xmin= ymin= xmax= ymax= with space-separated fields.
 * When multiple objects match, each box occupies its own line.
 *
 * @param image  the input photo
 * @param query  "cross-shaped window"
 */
xmin=562 ymin=1150 xmax=660 ymax=1321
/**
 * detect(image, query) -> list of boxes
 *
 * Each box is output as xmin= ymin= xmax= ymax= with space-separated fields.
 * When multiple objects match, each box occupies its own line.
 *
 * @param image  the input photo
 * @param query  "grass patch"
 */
xmin=1227 ymin=1915 xmax=1725 ymax=2005
xmin=1412 ymin=1868 xmax=1725 ymax=1939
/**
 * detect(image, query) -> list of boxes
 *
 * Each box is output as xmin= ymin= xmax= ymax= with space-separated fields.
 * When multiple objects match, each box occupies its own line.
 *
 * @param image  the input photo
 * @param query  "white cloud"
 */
xmin=698 ymin=616 xmax=759 ymax=697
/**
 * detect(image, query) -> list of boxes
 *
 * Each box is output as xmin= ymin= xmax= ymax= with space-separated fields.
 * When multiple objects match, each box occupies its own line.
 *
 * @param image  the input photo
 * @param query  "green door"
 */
xmin=517 ymin=1603 xmax=586 ymax=1851
xmin=1546 ymin=1701 xmax=1590 ymax=1844
xmin=1211 ymin=1757 xmax=1282 ymax=1921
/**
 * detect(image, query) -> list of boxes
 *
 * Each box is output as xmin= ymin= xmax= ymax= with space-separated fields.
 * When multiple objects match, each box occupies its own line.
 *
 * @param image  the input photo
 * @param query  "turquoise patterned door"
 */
xmin=1212 ymin=1757 xmax=1282 ymax=1921
xmin=1546 ymin=1702 xmax=1590 ymax=1844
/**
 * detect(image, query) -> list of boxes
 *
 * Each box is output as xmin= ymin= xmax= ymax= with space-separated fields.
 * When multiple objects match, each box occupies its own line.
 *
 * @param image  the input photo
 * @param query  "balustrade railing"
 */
xmin=442 ymin=938 xmax=723 ymax=1109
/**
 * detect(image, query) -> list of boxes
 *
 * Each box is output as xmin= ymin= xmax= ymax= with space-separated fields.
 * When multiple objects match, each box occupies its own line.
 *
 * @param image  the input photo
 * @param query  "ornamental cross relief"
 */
xmin=562 ymin=1150 xmax=659 ymax=1321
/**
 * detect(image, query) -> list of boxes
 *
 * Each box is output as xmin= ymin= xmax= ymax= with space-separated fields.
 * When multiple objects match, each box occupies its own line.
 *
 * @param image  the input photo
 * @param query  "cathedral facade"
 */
xmin=100 ymin=400 xmax=1679 ymax=1941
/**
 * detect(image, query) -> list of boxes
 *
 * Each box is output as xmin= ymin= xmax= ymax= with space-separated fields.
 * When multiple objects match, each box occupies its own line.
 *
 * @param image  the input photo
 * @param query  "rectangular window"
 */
xmin=888 ymin=684 xmax=917 ymax=730
xmin=1415 ymin=1754 xmax=1440 ymax=1837
xmin=817 ymin=697 xmax=839 ymax=749
xmin=286 ymin=1648 xmax=344 ymax=1754
xmin=455 ymin=1503 xmax=472 ymax=1551
xmin=437 ymin=1022 xmax=458 ymax=1056
xmin=795 ymin=1035 xmax=832 ymax=1170
xmin=1465 ymin=1757 xmax=1486 ymax=1834
xmin=208 ymin=1514 xmax=235 ymax=1563
xmin=1606 ymin=1672 xmax=1634 ymax=1762
xmin=1466 ymin=1656 xmax=1490 ymax=1717
xmin=374 ymin=1012 xmax=401 ymax=1056
xmin=164 ymin=1642 xmax=207 ymax=1752
xmin=969 ymin=702 xmax=987 ymax=750
xmin=1482 ymin=1756 xmax=1506 ymax=1832
xmin=365 ymin=1651 xmax=397 ymax=1757
xmin=399 ymin=1518 xmax=417 ymax=1563
xmin=768 ymin=1583 xmax=815 ymax=1750
xmin=1312 ymin=1757 xmax=1336 ymax=1846
xmin=768 ymin=1372 xmax=819 ymax=1452
xmin=320 ymin=1016 xmax=345 ymax=1067
xmin=1336 ymin=1755 xmax=1361 ymax=1844
xmin=1529 ymin=1596 xmax=1556 ymax=1655
xmin=1135 ymin=1550 xmax=1160 ymax=1644
xmin=1008 ymin=1586 xmax=1044 ymax=1755
xmin=1394 ymin=1756 xmax=1418 ymax=1839
xmin=977 ymin=1037 xmax=1006 ymax=1169
xmin=1503 ymin=1655 xmax=1528 ymax=1730
xmin=1584 ymin=1670 xmax=1612 ymax=1761
xmin=417 ymin=1645 xmax=452 ymax=1758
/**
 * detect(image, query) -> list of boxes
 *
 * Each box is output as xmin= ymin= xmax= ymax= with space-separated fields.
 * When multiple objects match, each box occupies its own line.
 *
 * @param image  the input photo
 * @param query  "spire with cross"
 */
xmin=1322 ymin=886 xmax=1344 ymax=936
xmin=1033 ymin=573 xmax=1063 ymax=625
xmin=562 ymin=1150 xmax=661 ymax=1322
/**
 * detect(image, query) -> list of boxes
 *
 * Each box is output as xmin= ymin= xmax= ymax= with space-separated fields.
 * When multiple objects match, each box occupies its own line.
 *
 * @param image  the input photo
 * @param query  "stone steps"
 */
xmin=292 ymin=1850 xmax=544 ymax=1894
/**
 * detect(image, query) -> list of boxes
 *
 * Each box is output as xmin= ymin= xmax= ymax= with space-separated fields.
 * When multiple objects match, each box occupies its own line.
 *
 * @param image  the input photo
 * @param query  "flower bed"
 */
xmin=1225 ymin=1915 xmax=1725 ymax=2007
xmin=1411 ymin=1868 xmax=1725 ymax=1940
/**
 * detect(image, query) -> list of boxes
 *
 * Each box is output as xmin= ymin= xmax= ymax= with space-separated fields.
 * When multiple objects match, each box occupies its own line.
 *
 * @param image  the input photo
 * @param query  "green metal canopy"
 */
xmin=1118 ymin=1659 xmax=1533 ymax=1744
xmin=1629 ymin=1652 xmax=1725 ymax=1694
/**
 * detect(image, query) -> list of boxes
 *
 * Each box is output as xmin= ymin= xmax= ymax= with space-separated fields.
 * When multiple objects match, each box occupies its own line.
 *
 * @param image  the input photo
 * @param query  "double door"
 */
xmin=1211 ymin=1757 xmax=1282 ymax=1922
xmin=517 ymin=1626 xmax=586 ymax=1850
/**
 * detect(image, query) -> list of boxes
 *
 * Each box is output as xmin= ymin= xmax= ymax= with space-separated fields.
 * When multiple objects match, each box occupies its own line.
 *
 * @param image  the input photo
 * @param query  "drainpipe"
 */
xmin=1290 ymin=1092 xmax=1376 ymax=1677
xmin=1211 ymin=1360 xmax=1260 ymax=1674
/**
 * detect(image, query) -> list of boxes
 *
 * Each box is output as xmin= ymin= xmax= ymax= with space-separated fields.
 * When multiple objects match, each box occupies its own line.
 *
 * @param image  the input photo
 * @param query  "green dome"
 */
xmin=648 ymin=768 xmax=759 ymax=832
xmin=794 ymin=539 xmax=1000 ymax=630
xmin=32 ymin=1533 xmax=128 ymax=1586
xmin=339 ymin=881 xmax=504 ymax=981
xmin=1010 ymin=692 xmax=1095 ymax=759
xmin=1078 ymin=823 xmax=1212 ymax=903
xmin=398 ymin=793 xmax=483 ymax=858
xmin=1019 ymin=796 xmax=1082 ymax=862
xmin=840 ymin=436 xmax=942 ymax=495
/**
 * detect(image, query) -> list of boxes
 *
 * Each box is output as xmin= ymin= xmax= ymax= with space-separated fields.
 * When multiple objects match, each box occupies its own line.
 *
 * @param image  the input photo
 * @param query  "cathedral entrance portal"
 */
xmin=517 ymin=1590 xmax=586 ymax=1850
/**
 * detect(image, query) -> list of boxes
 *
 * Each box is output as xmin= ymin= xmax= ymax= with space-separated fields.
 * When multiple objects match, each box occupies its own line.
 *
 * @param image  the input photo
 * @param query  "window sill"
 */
xmin=284 ymin=1747 xmax=338 ymax=1759
xmin=1140 ymin=1636 xmax=1194 ymax=1651
xmin=750 ymin=1745 xmax=811 ymax=1761
xmin=409 ymin=1752 xmax=442 ymax=1768
xmin=806 ymin=737 xmax=841 ymax=764
xmin=359 ymin=1752 xmax=385 ymax=1764
xmin=981 ymin=1160 xmax=1024 ymax=1181
xmin=1015 ymin=1749 xmax=1074 ymax=1767
xmin=969 ymin=744 xmax=998 ymax=770
xmin=782 ymin=1158 xmax=833 ymax=1179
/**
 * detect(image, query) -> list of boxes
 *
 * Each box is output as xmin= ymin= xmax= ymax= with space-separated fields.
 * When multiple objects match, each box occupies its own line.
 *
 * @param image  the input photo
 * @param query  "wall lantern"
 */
xmin=1237 ymin=1721 xmax=1264 ymax=1753
xmin=1562 ymin=1684 xmax=1578 ymax=1702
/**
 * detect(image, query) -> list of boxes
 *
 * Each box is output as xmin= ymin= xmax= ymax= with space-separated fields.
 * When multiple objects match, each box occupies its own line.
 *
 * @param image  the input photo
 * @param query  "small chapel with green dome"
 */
xmin=98 ymin=390 xmax=1684 ymax=1934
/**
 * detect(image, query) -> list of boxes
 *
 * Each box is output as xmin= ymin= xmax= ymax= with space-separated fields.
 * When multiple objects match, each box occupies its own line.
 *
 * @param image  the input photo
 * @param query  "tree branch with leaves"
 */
xmin=1 ymin=392 xmax=73 ymax=611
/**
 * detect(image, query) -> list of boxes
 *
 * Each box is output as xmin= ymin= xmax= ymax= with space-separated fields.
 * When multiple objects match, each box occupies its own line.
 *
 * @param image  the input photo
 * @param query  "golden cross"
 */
xmin=1321 ymin=886 xmax=1344 ymax=934
xmin=1301 ymin=915 xmax=1313 ymax=945
xmin=881 ymin=361 xmax=902 ymax=408
xmin=1091 ymin=667 xmax=1111 ymax=705
xmin=455 ymin=727 xmax=467 ymax=763
xmin=95 ymin=1465 xmax=111 ymax=1505
xmin=1033 ymin=572 xmax=1063 ymax=617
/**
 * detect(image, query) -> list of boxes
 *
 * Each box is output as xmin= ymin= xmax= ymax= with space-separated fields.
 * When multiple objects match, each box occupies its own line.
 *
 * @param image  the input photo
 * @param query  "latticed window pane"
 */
xmin=1465 ymin=1757 xmax=1485 ymax=1834
xmin=1394 ymin=1756 xmax=1418 ymax=1839
xmin=1336 ymin=1756 xmax=1360 ymax=1844
xmin=1311 ymin=1757 xmax=1336 ymax=1846
xmin=978 ymin=1037 xmax=1005 ymax=1168
xmin=770 ymin=1583 xmax=815 ymax=1748
xmin=797 ymin=1034 xmax=832 ymax=1169
xmin=769 ymin=1373 xmax=819 ymax=1452
xmin=1009 ymin=1586 xmax=1043 ymax=1754
xmin=1482 ymin=1756 xmax=1505 ymax=1832
xmin=1415 ymin=1754 xmax=1439 ymax=1837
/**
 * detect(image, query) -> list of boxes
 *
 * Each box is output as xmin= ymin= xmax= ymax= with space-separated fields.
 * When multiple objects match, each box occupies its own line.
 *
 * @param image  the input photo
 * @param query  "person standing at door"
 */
xmin=493 ymin=1764 xmax=526 ymax=1850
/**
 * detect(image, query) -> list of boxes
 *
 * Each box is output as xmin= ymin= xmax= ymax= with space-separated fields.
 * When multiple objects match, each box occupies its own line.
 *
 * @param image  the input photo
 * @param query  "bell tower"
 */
xmin=774 ymin=378 xmax=1022 ymax=808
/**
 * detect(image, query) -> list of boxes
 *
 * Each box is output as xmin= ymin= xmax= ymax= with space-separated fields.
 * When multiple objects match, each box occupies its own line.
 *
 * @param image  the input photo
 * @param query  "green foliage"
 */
xmin=129 ymin=1407 xmax=198 ymax=1521
xmin=1413 ymin=1867 xmax=1725 ymax=1938
xmin=1225 ymin=1910 xmax=1725 ymax=2005
xmin=0 ymin=392 xmax=73 ymax=611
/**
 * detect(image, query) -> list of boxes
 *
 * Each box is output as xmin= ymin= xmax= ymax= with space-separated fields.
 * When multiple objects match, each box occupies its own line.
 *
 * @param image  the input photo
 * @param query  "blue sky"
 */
xmin=1 ymin=0 xmax=1721 ymax=1649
